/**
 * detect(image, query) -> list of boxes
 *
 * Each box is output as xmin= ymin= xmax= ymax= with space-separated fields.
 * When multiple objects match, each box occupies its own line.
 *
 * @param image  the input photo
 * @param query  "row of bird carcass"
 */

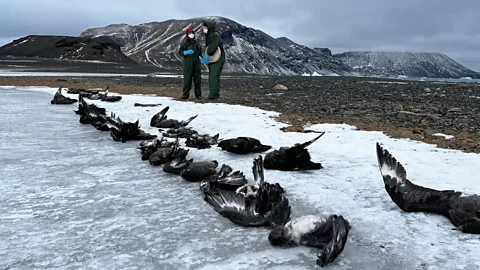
xmin=61 ymin=88 xmax=480 ymax=268
xmin=70 ymin=94 xmax=351 ymax=267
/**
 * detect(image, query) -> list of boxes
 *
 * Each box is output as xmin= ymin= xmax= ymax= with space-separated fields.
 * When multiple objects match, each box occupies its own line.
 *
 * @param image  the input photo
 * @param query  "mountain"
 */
xmin=0 ymin=35 xmax=138 ymax=65
xmin=333 ymin=51 xmax=480 ymax=79
xmin=80 ymin=16 xmax=352 ymax=76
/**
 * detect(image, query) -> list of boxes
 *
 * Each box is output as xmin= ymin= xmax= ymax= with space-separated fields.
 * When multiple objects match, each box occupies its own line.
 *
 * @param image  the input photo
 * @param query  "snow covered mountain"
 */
xmin=333 ymin=51 xmax=480 ymax=79
xmin=0 ymin=35 xmax=137 ymax=65
xmin=79 ymin=16 xmax=352 ymax=76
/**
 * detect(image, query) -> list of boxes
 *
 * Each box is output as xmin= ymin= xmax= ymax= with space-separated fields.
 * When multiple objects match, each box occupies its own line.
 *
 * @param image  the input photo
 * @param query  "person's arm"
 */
xmin=206 ymin=33 xmax=221 ymax=56
xmin=178 ymin=40 xmax=187 ymax=55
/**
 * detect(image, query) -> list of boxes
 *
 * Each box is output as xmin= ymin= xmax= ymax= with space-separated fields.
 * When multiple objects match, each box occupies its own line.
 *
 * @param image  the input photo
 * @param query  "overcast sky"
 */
xmin=1 ymin=0 xmax=479 ymax=71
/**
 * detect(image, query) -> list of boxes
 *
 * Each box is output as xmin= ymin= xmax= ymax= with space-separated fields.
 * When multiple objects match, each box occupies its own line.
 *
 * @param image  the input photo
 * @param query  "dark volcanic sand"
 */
xmin=1 ymin=75 xmax=479 ymax=153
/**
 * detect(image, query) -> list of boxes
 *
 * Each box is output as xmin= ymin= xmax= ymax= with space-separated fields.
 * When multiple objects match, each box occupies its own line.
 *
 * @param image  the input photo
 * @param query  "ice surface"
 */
xmin=1 ymin=86 xmax=480 ymax=269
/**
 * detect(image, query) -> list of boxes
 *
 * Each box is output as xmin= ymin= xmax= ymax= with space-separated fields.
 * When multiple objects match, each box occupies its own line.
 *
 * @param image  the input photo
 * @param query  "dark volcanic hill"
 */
xmin=79 ymin=16 xmax=352 ymax=76
xmin=0 ymin=35 xmax=138 ymax=65
xmin=333 ymin=51 xmax=480 ymax=79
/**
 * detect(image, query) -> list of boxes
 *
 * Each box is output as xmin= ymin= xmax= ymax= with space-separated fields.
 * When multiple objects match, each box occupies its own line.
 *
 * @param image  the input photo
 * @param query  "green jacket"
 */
xmin=178 ymin=38 xmax=202 ymax=61
xmin=203 ymin=20 xmax=225 ymax=57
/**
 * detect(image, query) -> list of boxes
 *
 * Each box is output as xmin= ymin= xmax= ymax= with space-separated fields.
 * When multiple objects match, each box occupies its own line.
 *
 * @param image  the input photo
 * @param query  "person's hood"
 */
xmin=202 ymin=19 xmax=218 ymax=32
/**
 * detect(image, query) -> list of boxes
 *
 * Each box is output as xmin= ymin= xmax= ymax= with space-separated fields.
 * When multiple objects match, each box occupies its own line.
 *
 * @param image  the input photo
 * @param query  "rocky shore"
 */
xmin=1 ymin=74 xmax=479 ymax=153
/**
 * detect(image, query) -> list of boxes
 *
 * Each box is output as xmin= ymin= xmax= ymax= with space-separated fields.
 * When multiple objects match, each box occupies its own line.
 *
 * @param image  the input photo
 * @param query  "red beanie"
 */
xmin=186 ymin=27 xmax=194 ymax=34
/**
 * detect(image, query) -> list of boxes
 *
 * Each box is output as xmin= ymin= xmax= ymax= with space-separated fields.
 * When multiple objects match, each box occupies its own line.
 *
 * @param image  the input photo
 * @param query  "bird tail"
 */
xmin=316 ymin=215 xmax=351 ymax=267
xmin=376 ymin=142 xmax=458 ymax=216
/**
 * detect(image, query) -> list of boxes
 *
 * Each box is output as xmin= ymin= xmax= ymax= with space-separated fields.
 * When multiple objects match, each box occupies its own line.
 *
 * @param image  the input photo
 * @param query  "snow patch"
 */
xmin=432 ymin=133 xmax=455 ymax=140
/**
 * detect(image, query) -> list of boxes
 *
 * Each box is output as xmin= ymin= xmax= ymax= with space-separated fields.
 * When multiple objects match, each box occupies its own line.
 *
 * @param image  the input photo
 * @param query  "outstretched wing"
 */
xmin=150 ymin=106 xmax=169 ymax=127
xmin=180 ymin=114 xmax=198 ymax=127
xmin=204 ymin=189 xmax=269 ymax=227
xmin=376 ymin=142 xmax=458 ymax=216
xmin=216 ymin=164 xmax=248 ymax=186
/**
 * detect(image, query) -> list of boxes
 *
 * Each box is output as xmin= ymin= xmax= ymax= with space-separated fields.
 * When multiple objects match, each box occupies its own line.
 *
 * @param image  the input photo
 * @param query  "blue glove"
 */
xmin=203 ymin=54 xmax=210 ymax=64
xmin=183 ymin=49 xmax=194 ymax=56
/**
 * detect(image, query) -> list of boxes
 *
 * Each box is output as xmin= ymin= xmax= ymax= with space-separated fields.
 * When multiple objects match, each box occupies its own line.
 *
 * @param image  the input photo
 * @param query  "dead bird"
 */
xmin=161 ymin=126 xmax=198 ymax=139
xmin=180 ymin=160 xmax=219 ymax=182
xmin=268 ymin=214 xmax=351 ymax=268
xmin=202 ymin=156 xmax=290 ymax=228
xmin=138 ymin=137 xmax=176 ymax=160
xmin=102 ymin=112 xmax=157 ymax=143
xmin=185 ymin=133 xmax=220 ymax=149
xmin=148 ymin=137 xmax=189 ymax=166
xmin=376 ymin=142 xmax=480 ymax=235
xmin=263 ymin=132 xmax=325 ymax=171
xmin=217 ymin=137 xmax=272 ymax=154
xmin=200 ymin=164 xmax=247 ymax=193
xmin=50 ymin=87 xmax=77 ymax=105
xmin=150 ymin=106 xmax=198 ymax=128
xmin=74 ymin=96 xmax=109 ymax=131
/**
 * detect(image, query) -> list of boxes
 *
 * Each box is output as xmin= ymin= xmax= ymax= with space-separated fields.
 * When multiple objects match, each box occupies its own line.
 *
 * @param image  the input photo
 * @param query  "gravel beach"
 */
xmin=1 ymin=74 xmax=479 ymax=153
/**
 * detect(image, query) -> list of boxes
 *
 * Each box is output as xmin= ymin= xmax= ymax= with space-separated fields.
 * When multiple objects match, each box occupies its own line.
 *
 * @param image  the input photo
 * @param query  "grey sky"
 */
xmin=1 ymin=0 xmax=479 ymax=71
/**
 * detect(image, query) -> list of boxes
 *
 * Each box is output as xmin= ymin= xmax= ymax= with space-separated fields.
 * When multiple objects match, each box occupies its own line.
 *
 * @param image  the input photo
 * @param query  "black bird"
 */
xmin=180 ymin=160 xmax=219 ymax=182
xmin=376 ymin=142 xmax=480 ymax=234
xmin=263 ymin=132 xmax=325 ymax=171
xmin=163 ymin=156 xmax=194 ymax=175
xmin=100 ymin=86 xmax=122 ymax=102
xmin=268 ymin=214 xmax=351 ymax=267
xmin=161 ymin=127 xmax=198 ymax=139
xmin=138 ymin=138 xmax=176 ymax=160
xmin=202 ymin=155 xmax=290 ymax=227
xmin=50 ymin=87 xmax=77 ymax=104
xmin=148 ymin=137 xmax=188 ymax=166
xmin=150 ymin=106 xmax=198 ymax=129
xmin=74 ymin=96 xmax=109 ymax=131
xmin=102 ymin=112 xmax=157 ymax=143
xmin=185 ymin=133 xmax=220 ymax=149
xmin=217 ymin=137 xmax=272 ymax=154
xmin=200 ymin=164 xmax=247 ymax=193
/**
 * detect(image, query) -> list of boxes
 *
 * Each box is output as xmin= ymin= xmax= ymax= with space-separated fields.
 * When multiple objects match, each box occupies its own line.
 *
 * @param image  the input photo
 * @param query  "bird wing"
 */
xmin=376 ymin=142 xmax=458 ymax=216
xmin=204 ymin=189 xmax=270 ymax=227
xmin=150 ymin=106 xmax=169 ymax=127
xmin=311 ymin=215 xmax=351 ymax=267
xmin=252 ymin=155 xmax=265 ymax=185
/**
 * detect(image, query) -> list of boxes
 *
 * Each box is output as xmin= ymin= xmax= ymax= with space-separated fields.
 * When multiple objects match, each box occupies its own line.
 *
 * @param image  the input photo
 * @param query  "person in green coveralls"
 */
xmin=201 ymin=19 xmax=226 ymax=100
xmin=178 ymin=27 xmax=203 ymax=100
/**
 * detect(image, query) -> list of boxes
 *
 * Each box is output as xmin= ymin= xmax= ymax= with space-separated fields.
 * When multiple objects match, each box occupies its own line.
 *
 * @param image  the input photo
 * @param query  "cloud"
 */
xmin=1 ymin=0 xmax=479 ymax=71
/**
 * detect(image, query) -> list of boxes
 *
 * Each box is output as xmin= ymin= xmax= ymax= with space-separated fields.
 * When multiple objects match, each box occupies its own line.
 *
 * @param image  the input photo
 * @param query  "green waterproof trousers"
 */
xmin=207 ymin=53 xmax=225 ymax=99
xmin=182 ymin=58 xmax=202 ymax=99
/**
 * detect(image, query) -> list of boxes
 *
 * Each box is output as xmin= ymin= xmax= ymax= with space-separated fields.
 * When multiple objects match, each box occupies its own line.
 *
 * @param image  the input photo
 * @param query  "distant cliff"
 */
xmin=333 ymin=51 xmax=480 ymax=79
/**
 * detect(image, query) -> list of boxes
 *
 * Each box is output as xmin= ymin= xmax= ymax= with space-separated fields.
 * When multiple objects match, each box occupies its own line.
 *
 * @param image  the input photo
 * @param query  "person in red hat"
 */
xmin=178 ymin=27 xmax=203 ymax=99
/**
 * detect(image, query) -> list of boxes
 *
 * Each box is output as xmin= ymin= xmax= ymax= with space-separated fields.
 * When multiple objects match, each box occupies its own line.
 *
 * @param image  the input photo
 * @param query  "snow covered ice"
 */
xmin=1 ymin=86 xmax=480 ymax=269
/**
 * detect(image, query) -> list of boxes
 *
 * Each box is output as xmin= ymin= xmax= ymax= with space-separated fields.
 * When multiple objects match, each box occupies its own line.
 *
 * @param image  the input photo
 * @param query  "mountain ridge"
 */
xmin=1 ymin=16 xmax=478 ymax=79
